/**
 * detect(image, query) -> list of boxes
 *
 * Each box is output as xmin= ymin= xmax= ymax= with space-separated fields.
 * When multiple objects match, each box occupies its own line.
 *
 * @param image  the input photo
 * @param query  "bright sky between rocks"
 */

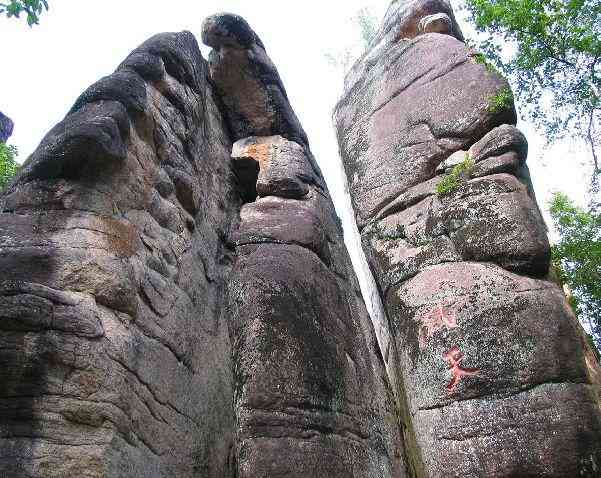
xmin=2 ymin=0 xmax=592 ymax=228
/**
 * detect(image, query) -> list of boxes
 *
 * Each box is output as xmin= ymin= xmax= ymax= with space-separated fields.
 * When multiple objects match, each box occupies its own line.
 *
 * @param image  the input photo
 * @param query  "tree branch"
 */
xmin=587 ymin=109 xmax=600 ymax=174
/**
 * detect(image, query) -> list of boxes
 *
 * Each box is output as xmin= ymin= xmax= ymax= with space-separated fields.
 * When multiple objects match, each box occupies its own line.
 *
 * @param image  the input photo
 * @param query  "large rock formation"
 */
xmin=203 ymin=14 xmax=405 ymax=477
xmin=2 ymin=3 xmax=600 ymax=477
xmin=0 ymin=13 xmax=403 ymax=478
xmin=334 ymin=0 xmax=601 ymax=477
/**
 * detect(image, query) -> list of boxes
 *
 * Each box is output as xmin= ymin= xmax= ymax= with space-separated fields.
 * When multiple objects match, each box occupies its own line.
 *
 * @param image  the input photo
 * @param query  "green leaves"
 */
xmin=0 ymin=0 xmax=49 ymax=26
xmin=435 ymin=154 xmax=475 ymax=195
xmin=549 ymin=192 xmax=601 ymax=349
xmin=487 ymin=86 xmax=514 ymax=113
xmin=464 ymin=0 xmax=601 ymax=174
xmin=0 ymin=142 xmax=18 ymax=191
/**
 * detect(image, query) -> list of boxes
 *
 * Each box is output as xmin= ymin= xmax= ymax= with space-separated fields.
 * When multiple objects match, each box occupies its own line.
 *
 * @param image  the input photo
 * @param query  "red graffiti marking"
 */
xmin=419 ymin=304 xmax=457 ymax=348
xmin=443 ymin=347 xmax=479 ymax=393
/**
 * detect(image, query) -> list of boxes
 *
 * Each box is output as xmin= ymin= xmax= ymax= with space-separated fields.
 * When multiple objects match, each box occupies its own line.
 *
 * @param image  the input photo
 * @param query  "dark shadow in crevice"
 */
xmin=233 ymin=158 xmax=259 ymax=203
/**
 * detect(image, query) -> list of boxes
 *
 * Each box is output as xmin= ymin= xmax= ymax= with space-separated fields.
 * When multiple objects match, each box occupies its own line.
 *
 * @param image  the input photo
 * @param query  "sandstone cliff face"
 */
xmin=1 ymin=32 xmax=240 ymax=477
xmin=2 ymin=3 xmax=601 ymax=477
xmin=334 ymin=1 xmax=601 ymax=477
xmin=203 ymin=14 xmax=405 ymax=477
xmin=0 ymin=14 xmax=404 ymax=478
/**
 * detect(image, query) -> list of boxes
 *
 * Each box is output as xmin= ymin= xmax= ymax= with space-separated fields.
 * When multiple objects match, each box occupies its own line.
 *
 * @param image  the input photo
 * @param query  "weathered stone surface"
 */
xmin=382 ymin=0 xmax=464 ymax=44
xmin=435 ymin=149 xmax=468 ymax=173
xmin=203 ymin=14 xmax=406 ymax=477
xmin=0 ymin=111 xmax=13 ymax=143
xmin=201 ymin=14 xmax=308 ymax=147
xmin=335 ymin=26 xmax=515 ymax=229
xmin=468 ymin=123 xmax=528 ymax=163
xmin=231 ymin=135 xmax=315 ymax=200
xmin=1 ymin=31 xmax=239 ymax=477
xmin=389 ymin=263 xmax=601 ymax=476
xmin=1 ymin=13 xmax=405 ymax=478
xmin=335 ymin=1 xmax=601 ymax=476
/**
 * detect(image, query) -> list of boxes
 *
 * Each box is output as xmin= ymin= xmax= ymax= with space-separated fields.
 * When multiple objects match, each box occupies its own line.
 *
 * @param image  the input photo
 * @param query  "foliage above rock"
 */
xmin=0 ymin=0 xmax=48 ymax=25
xmin=464 ymin=0 xmax=601 ymax=174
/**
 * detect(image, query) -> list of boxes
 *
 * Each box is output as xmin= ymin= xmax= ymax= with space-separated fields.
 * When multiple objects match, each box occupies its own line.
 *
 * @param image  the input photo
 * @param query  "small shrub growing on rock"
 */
xmin=487 ymin=87 xmax=514 ymax=113
xmin=472 ymin=52 xmax=501 ymax=76
xmin=436 ymin=154 xmax=474 ymax=195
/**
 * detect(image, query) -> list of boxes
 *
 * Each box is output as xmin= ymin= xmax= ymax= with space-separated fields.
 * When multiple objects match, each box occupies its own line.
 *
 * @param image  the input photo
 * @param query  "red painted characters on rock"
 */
xmin=419 ymin=303 xmax=457 ymax=348
xmin=443 ymin=347 xmax=479 ymax=393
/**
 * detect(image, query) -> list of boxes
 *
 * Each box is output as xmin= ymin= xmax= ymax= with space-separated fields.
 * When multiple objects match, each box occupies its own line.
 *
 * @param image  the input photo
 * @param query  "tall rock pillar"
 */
xmin=334 ymin=1 xmax=601 ymax=476
xmin=202 ymin=14 xmax=406 ymax=477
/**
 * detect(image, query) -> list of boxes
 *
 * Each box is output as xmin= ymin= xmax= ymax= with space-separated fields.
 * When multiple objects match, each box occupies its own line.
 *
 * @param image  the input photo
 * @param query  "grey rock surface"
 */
xmin=334 ymin=1 xmax=601 ymax=477
xmin=0 ymin=31 xmax=240 ymax=478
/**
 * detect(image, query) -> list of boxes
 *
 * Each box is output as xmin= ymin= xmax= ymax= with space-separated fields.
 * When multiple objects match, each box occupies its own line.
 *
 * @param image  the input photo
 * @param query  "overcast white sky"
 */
xmin=2 ymin=0 xmax=592 ymax=210
xmin=1 ymin=0 xmax=594 ymax=320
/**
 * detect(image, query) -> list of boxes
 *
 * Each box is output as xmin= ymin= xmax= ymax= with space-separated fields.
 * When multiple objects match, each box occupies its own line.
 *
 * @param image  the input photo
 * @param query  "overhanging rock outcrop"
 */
xmin=0 ymin=13 xmax=404 ymax=478
xmin=334 ymin=1 xmax=601 ymax=477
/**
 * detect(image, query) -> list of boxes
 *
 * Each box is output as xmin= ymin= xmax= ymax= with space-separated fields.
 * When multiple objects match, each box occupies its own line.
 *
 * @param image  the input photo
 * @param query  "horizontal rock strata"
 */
xmin=0 ymin=12 xmax=406 ymax=478
xmin=334 ymin=1 xmax=601 ymax=476
xmin=202 ymin=14 xmax=406 ymax=477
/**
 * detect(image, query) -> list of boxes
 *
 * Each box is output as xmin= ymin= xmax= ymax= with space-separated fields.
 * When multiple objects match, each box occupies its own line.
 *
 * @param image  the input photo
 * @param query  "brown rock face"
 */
xmin=334 ymin=1 xmax=601 ymax=477
xmin=202 ymin=15 xmax=406 ymax=478
xmin=0 ymin=14 xmax=404 ymax=478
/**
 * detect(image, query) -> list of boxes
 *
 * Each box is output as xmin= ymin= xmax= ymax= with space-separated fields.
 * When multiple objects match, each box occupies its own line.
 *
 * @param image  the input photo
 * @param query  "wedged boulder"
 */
xmin=231 ymin=135 xmax=315 ymax=200
xmin=335 ymin=0 xmax=601 ymax=476
xmin=468 ymin=123 xmax=528 ymax=163
xmin=201 ymin=13 xmax=308 ymax=147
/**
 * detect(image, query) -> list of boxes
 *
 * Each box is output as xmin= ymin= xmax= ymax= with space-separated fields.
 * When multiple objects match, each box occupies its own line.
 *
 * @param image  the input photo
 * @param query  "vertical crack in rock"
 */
xmin=202 ymin=13 xmax=408 ymax=478
xmin=334 ymin=1 xmax=601 ymax=477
